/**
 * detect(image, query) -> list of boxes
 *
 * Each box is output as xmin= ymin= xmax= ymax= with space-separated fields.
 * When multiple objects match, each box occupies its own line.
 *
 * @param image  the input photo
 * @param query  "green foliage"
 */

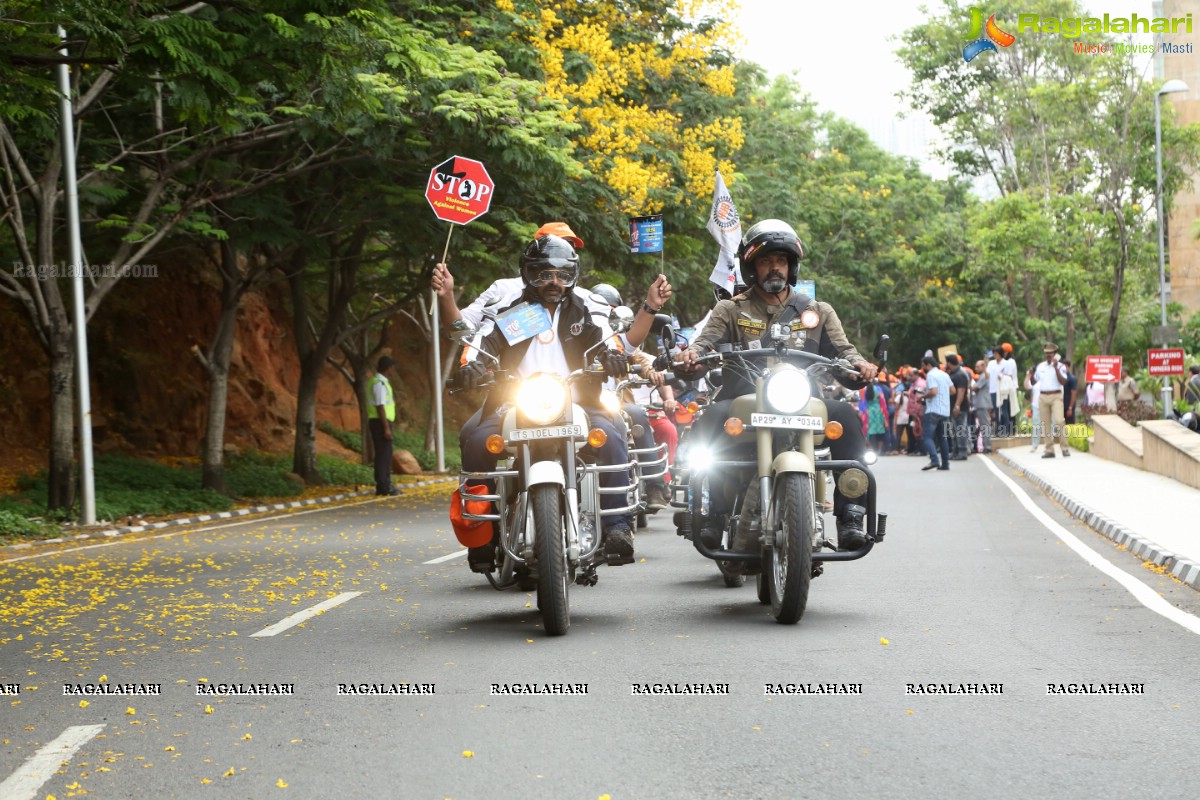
xmin=0 ymin=510 xmax=59 ymax=540
xmin=319 ymin=421 xmax=363 ymax=454
xmin=1067 ymin=425 xmax=1092 ymax=453
xmin=315 ymin=455 xmax=374 ymax=486
xmin=392 ymin=429 xmax=462 ymax=472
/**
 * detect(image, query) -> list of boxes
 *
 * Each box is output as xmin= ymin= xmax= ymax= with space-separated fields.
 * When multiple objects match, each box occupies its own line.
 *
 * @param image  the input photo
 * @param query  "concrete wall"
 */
xmin=1162 ymin=0 xmax=1200 ymax=317
xmin=1141 ymin=419 xmax=1200 ymax=490
xmin=1090 ymin=415 xmax=1145 ymax=470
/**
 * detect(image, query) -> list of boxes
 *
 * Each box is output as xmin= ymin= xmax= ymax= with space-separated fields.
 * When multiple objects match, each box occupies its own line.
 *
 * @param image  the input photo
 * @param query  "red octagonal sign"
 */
xmin=425 ymin=156 xmax=494 ymax=225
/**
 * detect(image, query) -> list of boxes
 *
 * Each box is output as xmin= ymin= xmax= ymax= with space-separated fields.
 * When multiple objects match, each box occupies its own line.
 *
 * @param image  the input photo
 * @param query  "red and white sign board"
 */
xmin=1147 ymin=348 xmax=1185 ymax=376
xmin=1084 ymin=355 xmax=1122 ymax=383
xmin=425 ymin=156 xmax=494 ymax=225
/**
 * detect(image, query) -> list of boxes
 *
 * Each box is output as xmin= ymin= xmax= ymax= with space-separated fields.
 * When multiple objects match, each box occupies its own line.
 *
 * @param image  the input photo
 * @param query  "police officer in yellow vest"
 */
xmin=368 ymin=356 xmax=399 ymax=496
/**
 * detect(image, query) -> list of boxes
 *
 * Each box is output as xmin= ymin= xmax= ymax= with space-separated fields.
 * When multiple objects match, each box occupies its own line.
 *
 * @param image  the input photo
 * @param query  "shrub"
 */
xmin=316 ymin=455 xmax=373 ymax=486
xmin=319 ymin=421 xmax=363 ymax=454
xmin=223 ymin=463 xmax=301 ymax=499
xmin=0 ymin=510 xmax=58 ymax=539
xmin=393 ymin=429 xmax=461 ymax=472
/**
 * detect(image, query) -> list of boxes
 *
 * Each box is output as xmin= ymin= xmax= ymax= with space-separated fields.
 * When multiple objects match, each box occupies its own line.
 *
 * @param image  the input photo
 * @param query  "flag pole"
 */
xmin=431 ymin=224 xmax=452 ymax=473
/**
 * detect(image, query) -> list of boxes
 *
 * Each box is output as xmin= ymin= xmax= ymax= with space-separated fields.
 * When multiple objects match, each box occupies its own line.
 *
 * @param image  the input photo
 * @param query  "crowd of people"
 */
xmin=845 ymin=341 xmax=1086 ymax=469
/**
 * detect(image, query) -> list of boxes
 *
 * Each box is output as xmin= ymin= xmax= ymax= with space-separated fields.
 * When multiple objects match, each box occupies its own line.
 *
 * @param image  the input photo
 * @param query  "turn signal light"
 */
xmin=724 ymin=418 xmax=745 ymax=437
xmin=486 ymin=435 xmax=506 ymax=454
xmin=824 ymin=421 xmax=844 ymax=440
xmin=587 ymin=428 xmax=607 ymax=448
xmin=687 ymin=401 xmax=699 ymax=414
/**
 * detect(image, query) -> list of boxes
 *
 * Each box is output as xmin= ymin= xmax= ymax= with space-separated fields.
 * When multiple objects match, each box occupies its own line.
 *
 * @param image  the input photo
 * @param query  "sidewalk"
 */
xmin=994 ymin=445 xmax=1200 ymax=591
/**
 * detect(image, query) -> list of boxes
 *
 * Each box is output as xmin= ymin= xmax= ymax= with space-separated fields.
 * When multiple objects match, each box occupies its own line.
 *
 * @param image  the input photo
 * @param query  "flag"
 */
xmin=706 ymin=171 xmax=741 ymax=294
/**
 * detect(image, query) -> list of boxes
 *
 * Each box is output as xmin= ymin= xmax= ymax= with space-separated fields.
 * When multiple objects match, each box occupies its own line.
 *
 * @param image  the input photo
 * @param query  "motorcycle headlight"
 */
xmin=764 ymin=367 xmax=812 ymax=415
xmin=862 ymin=450 xmax=878 ymax=466
xmin=689 ymin=446 xmax=714 ymax=473
xmin=516 ymin=375 xmax=568 ymax=425
xmin=600 ymin=389 xmax=622 ymax=415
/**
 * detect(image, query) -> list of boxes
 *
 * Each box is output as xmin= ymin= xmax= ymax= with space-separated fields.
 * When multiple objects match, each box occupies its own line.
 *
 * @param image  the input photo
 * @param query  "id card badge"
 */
xmin=497 ymin=302 xmax=552 ymax=346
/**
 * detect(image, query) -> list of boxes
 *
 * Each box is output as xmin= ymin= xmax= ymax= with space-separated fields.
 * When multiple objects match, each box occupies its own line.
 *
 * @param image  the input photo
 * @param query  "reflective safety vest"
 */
xmin=367 ymin=373 xmax=395 ymax=421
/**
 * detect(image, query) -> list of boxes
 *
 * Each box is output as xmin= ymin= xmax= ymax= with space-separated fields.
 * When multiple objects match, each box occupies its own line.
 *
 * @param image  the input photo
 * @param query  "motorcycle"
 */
xmin=450 ymin=310 xmax=640 ymax=636
xmin=610 ymin=368 xmax=671 ymax=526
xmin=666 ymin=323 xmax=890 ymax=624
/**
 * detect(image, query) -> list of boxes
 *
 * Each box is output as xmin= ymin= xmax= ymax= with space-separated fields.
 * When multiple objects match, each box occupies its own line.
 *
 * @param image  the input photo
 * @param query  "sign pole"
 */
xmin=432 ymin=225 xmax=452 ymax=473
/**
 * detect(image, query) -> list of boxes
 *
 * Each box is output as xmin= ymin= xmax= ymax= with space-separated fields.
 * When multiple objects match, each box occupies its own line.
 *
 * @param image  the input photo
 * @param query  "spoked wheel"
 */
xmin=768 ymin=473 xmax=814 ymax=624
xmin=532 ymin=485 xmax=569 ymax=635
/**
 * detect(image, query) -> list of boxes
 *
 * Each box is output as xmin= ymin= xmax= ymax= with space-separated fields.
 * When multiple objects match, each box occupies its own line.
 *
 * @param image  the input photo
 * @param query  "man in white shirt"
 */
xmin=985 ymin=349 xmax=1003 ymax=422
xmin=1029 ymin=342 xmax=1071 ymax=459
xmin=455 ymin=234 xmax=637 ymax=569
xmin=996 ymin=343 xmax=1020 ymax=436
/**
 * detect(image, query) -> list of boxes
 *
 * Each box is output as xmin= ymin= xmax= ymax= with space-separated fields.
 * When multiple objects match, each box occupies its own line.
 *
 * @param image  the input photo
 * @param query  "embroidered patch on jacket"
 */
xmin=569 ymin=321 xmax=584 ymax=336
xmin=737 ymin=318 xmax=766 ymax=332
xmin=800 ymin=309 xmax=820 ymax=329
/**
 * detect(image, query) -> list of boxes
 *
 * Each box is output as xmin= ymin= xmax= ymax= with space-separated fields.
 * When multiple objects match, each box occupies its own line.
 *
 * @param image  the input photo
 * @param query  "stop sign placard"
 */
xmin=425 ymin=156 xmax=494 ymax=225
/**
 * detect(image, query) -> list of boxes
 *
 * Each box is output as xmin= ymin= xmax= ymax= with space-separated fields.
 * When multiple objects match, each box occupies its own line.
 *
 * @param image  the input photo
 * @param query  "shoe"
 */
xmin=698 ymin=527 xmax=723 ymax=549
xmin=645 ymin=484 xmax=669 ymax=513
xmin=1062 ymin=450 xmax=1070 ymax=458
xmin=922 ymin=463 xmax=938 ymax=471
xmin=1042 ymin=452 xmax=1056 ymax=459
xmin=938 ymin=466 xmax=949 ymax=470
xmin=604 ymin=524 xmax=635 ymax=564
xmin=467 ymin=546 xmax=495 ymax=573
xmin=836 ymin=505 xmax=869 ymax=551
xmin=949 ymin=455 xmax=967 ymax=461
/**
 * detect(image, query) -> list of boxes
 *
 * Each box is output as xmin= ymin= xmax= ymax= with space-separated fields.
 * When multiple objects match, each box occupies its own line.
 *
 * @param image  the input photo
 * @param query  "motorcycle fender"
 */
xmin=771 ymin=450 xmax=815 ymax=477
xmin=526 ymin=460 xmax=566 ymax=489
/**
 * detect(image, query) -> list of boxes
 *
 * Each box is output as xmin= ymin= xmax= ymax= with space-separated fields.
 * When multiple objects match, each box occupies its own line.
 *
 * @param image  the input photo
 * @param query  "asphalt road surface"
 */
xmin=3 ymin=455 xmax=1200 ymax=800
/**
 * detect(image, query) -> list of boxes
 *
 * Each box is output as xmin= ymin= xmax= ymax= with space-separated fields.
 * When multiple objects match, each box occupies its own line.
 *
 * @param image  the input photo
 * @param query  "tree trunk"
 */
xmin=200 ymin=281 xmax=241 ymax=492
xmin=293 ymin=355 xmax=323 ymax=484
xmin=48 ymin=336 xmax=76 ymax=511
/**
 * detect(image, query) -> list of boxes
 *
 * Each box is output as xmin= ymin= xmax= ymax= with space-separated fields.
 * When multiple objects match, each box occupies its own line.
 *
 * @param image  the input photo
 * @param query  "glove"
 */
xmin=600 ymin=350 xmax=628 ymax=379
xmin=456 ymin=361 xmax=491 ymax=390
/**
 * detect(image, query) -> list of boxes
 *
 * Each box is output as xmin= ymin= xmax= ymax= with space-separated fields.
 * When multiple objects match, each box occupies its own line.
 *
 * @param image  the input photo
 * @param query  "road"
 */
xmin=2 ymin=457 xmax=1200 ymax=800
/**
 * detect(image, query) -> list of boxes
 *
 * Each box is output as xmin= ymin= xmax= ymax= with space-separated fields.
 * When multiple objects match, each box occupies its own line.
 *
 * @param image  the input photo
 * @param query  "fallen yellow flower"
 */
xmin=462 ymin=750 xmax=475 ymax=758
xmin=276 ymin=779 xmax=288 ymax=788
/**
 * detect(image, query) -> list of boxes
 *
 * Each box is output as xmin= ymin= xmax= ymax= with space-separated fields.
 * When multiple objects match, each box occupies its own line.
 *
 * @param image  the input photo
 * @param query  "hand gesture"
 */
xmin=432 ymin=262 xmax=455 ymax=298
xmin=646 ymin=274 xmax=672 ymax=309
xmin=853 ymin=361 xmax=879 ymax=382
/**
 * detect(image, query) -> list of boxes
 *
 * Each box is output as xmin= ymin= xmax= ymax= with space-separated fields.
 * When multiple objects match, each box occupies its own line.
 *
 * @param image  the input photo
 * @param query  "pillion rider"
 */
xmin=454 ymin=234 xmax=638 ymax=569
xmin=674 ymin=219 xmax=879 ymax=558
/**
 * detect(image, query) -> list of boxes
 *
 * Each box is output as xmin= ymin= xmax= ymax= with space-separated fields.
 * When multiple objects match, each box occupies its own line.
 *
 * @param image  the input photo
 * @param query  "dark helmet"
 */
xmin=520 ymin=235 xmax=579 ymax=292
xmin=590 ymin=283 xmax=622 ymax=307
xmin=736 ymin=219 xmax=805 ymax=287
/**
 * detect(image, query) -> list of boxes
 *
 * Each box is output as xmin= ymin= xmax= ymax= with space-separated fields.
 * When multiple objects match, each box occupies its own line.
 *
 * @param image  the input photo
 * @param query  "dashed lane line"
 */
xmin=980 ymin=454 xmax=1200 ymax=637
xmin=248 ymin=592 xmax=365 ymax=638
xmin=0 ymin=724 xmax=105 ymax=800
xmin=423 ymin=549 xmax=467 ymax=564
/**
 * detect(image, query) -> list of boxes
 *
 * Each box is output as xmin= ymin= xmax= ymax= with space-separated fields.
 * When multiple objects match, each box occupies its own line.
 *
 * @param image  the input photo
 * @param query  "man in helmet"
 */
xmin=589 ymin=283 xmax=676 ymax=512
xmin=431 ymin=222 xmax=673 ymax=349
xmin=675 ymin=219 xmax=880 ymax=561
xmin=455 ymin=235 xmax=638 ymax=569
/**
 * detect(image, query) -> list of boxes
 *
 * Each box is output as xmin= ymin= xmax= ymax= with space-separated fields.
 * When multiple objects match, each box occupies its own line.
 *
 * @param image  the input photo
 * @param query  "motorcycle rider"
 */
xmin=590 ymin=283 xmax=674 ymax=511
xmin=675 ymin=219 xmax=879 ymax=557
xmin=456 ymin=234 xmax=637 ymax=569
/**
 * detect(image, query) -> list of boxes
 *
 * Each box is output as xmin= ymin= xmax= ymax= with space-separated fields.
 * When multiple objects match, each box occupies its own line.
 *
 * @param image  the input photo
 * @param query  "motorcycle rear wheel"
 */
xmin=533 ymin=485 xmax=570 ymax=635
xmin=769 ymin=473 xmax=813 ymax=624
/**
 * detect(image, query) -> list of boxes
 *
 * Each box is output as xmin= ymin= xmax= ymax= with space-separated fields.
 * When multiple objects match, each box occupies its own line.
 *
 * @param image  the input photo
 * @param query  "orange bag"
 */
xmin=450 ymin=484 xmax=494 ymax=548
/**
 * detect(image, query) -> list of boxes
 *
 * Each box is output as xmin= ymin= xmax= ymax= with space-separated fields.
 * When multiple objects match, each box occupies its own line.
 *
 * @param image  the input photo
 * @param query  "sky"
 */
xmin=733 ymin=0 xmax=1162 ymax=181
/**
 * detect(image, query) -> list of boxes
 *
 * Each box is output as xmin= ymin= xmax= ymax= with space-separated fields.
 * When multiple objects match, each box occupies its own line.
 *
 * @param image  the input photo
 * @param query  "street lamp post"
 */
xmin=1155 ymin=79 xmax=1188 ymax=419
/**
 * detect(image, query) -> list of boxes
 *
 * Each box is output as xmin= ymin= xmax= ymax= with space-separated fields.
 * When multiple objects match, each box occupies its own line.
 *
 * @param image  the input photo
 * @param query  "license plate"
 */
xmin=750 ymin=413 xmax=824 ymax=431
xmin=509 ymin=424 xmax=584 ymax=442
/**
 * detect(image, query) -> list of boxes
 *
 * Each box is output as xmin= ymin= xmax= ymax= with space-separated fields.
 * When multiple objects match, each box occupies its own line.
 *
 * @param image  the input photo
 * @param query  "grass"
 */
xmin=0 ymin=451 xmax=380 ymax=538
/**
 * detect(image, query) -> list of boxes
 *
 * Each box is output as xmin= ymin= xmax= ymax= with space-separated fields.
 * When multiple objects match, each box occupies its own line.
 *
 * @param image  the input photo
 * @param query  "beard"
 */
xmin=761 ymin=273 xmax=787 ymax=294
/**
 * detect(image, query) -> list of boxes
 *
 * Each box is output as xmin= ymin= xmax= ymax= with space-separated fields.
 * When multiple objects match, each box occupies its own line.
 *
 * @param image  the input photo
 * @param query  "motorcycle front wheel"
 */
xmin=532 ymin=485 xmax=570 ymax=635
xmin=769 ymin=473 xmax=814 ymax=624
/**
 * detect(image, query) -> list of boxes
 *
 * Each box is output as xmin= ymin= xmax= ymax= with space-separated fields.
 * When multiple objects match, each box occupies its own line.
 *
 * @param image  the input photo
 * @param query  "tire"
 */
xmin=532 ymin=485 xmax=569 ymax=635
xmin=756 ymin=566 xmax=770 ymax=605
xmin=637 ymin=510 xmax=648 ymax=529
xmin=768 ymin=473 xmax=814 ymax=624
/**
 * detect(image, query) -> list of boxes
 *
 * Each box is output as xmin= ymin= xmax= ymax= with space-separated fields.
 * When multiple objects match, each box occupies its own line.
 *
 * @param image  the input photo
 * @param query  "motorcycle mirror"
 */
xmin=659 ymin=323 xmax=676 ymax=355
xmin=449 ymin=320 xmax=476 ymax=346
xmin=649 ymin=313 xmax=674 ymax=336
xmin=610 ymin=305 xmax=635 ymax=333
xmin=873 ymin=334 xmax=890 ymax=364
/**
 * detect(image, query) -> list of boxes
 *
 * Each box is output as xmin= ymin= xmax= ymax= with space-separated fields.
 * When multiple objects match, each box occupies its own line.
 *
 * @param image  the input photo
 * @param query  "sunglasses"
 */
xmin=530 ymin=268 xmax=576 ymax=286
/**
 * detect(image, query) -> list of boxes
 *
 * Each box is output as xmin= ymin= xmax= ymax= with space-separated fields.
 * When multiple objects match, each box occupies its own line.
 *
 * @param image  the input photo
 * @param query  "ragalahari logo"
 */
xmin=963 ymin=7 xmax=1016 ymax=61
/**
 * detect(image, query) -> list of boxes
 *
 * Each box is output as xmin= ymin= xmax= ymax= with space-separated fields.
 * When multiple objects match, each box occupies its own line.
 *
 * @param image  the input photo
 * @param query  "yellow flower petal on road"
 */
xmin=79 ymin=700 xmax=89 ymax=708
xmin=242 ymin=734 xmax=252 ymax=740
xmin=200 ymin=778 xmax=211 ymax=784
xmin=906 ymin=709 xmax=914 ymax=714
xmin=204 ymin=705 xmax=214 ymax=714
xmin=276 ymin=779 xmax=288 ymax=788
xmin=98 ymin=675 xmax=107 ymax=682
xmin=223 ymin=767 xmax=235 ymax=777
xmin=125 ymin=707 xmax=135 ymax=715
xmin=164 ymin=746 xmax=175 ymax=751
xmin=462 ymin=750 xmax=474 ymax=758
xmin=880 ymin=637 xmax=889 ymax=645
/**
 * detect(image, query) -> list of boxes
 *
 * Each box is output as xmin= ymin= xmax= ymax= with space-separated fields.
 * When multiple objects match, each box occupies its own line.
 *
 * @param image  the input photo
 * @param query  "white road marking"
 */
xmin=0 ymin=724 xmax=105 ymax=800
xmin=423 ymin=549 xmax=467 ymax=564
xmin=981 ymin=455 xmax=1200 ymax=636
xmin=249 ymin=592 xmax=364 ymax=637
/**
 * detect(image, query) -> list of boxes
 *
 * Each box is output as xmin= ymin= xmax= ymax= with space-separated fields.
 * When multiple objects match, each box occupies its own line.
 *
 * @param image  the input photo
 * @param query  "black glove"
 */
xmin=600 ymin=350 xmax=628 ymax=379
xmin=456 ymin=361 xmax=491 ymax=390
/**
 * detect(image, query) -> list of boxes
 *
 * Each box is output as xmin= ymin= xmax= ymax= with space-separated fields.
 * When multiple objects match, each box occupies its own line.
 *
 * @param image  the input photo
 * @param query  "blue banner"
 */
xmin=629 ymin=215 xmax=664 ymax=254
xmin=496 ymin=302 xmax=551 ymax=346
xmin=794 ymin=279 xmax=815 ymax=300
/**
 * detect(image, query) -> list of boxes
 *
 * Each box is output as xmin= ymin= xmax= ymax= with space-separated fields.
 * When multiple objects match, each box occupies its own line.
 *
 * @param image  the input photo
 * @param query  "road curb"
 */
xmin=1 ymin=477 xmax=456 ymax=554
xmin=993 ymin=451 xmax=1200 ymax=592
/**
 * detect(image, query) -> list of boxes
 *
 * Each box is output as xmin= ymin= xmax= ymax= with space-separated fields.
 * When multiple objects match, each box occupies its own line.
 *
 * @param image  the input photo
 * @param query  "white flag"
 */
xmin=706 ymin=171 xmax=741 ymax=294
